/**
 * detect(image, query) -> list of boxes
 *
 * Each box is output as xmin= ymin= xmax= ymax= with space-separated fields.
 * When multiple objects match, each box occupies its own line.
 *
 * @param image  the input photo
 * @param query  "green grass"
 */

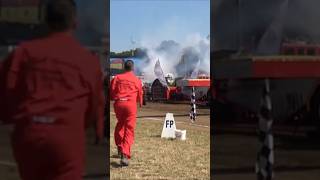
xmin=110 ymin=117 xmax=210 ymax=180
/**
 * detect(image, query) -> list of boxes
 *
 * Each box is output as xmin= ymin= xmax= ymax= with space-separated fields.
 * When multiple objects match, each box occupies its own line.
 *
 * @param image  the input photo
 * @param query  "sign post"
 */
xmin=161 ymin=113 xmax=177 ymax=138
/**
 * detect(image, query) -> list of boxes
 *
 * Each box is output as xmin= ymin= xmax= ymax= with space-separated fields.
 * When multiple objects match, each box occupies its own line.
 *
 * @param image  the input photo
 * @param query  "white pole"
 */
xmin=190 ymin=86 xmax=197 ymax=122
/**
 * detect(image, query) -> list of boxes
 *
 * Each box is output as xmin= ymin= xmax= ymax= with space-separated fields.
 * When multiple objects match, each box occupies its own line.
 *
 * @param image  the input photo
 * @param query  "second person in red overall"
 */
xmin=111 ymin=60 xmax=143 ymax=166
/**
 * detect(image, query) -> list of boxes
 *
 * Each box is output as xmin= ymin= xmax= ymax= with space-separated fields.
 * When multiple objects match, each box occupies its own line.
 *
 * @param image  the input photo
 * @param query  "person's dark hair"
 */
xmin=124 ymin=60 xmax=134 ymax=71
xmin=45 ymin=0 xmax=77 ymax=32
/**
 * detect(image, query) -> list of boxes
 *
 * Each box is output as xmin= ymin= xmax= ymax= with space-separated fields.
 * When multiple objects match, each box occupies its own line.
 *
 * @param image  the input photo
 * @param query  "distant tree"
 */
xmin=110 ymin=48 xmax=148 ymax=58
xmin=110 ymin=50 xmax=130 ymax=58
xmin=110 ymin=51 xmax=117 ymax=57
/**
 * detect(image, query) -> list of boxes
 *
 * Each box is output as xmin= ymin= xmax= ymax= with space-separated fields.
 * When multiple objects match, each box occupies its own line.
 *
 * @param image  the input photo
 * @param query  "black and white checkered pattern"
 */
xmin=189 ymin=86 xmax=197 ymax=122
xmin=256 ymin=79 xmax=274 ymax=180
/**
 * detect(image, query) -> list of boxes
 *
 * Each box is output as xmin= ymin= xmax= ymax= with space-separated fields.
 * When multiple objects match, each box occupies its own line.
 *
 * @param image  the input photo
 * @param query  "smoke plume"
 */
xmin=213 ymin=0 xmax=320 ymax=52
xmin=139 ymin=34 xmax=210 ymax=82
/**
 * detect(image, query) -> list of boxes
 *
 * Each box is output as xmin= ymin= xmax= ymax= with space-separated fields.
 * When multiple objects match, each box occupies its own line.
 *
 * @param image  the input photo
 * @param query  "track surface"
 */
xmin=134 ymin=102 xmax=210 ymax=130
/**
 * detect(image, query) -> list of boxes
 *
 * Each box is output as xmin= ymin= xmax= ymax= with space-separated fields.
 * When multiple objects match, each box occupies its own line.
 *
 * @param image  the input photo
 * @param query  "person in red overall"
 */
xmin=0 ymin=0 xmax=105 ymax=179
xmin=111 ymin=60 xmax=143 ymax=166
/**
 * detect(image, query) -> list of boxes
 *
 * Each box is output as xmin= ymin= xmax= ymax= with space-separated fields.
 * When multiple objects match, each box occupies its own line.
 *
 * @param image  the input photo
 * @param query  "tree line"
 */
xmin=110 ymin=48 xmax=148 ymax=58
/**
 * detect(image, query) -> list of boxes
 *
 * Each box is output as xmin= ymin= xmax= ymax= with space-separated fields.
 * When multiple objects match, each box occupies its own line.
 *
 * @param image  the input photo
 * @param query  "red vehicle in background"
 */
xmin=150 ymin=73 xmax=211 ymax=105
xmin=110 ymin=58 xmax=211 ymax=105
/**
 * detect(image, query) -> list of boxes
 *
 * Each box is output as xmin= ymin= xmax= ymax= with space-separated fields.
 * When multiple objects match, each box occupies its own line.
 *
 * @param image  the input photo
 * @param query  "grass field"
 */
xmin=110 ymin=115 xmax=210 ymax=180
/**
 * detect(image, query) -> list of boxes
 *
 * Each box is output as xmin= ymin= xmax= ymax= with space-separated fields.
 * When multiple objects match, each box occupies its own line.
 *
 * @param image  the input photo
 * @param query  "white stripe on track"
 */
xmin=144 ymin=117 xmax=162 ymax=121
xmin=111 ymin=112 xmax=209 ymax=128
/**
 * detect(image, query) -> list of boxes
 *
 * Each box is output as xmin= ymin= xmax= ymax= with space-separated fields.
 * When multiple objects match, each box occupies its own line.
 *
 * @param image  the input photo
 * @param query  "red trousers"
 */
xmin=11 ymin=123 xmax=85 ymax=180
xmin=114 ymin=101 xmax=137 ymax=159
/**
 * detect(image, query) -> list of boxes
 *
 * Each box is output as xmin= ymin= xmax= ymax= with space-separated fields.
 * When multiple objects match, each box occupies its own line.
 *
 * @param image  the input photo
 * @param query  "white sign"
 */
xmin=161 ymin=113 xmax=176 ymax=138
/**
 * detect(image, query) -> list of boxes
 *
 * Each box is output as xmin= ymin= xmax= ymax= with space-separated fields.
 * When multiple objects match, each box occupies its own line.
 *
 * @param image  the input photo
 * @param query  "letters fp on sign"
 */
xmin=166 ymin=120 xmax=174 ymax=128
xmin=161 ymin=113 xmax=177 ymax=138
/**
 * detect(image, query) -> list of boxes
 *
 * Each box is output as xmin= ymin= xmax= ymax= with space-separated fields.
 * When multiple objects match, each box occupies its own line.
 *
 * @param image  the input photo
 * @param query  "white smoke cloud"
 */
xmin=138 ymin=33 xmax=210 ymax=83
xmin=184 ymin=33 xmax=210 ymax=74
xmin=213 ymin=0 xmax=320 ymax=51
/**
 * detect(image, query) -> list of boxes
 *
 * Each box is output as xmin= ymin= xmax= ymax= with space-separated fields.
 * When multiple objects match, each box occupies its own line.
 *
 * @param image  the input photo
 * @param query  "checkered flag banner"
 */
xmin=189 ymin=86 xmax=197 ymax=122
xmin=256 ymin=79 xmax=274 ymax=180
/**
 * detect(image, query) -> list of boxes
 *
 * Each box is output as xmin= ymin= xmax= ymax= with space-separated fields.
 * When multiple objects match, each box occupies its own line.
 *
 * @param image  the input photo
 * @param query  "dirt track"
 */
xmin=135 ymin=102 xmax=210 ymax=130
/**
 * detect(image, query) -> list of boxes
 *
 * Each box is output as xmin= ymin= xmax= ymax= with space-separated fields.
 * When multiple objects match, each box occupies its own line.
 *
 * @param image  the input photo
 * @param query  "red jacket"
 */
xmin=111 ymin=71 xmax=143 ymax=106
xmin=0 ymin=32 xmax=105 ymax=139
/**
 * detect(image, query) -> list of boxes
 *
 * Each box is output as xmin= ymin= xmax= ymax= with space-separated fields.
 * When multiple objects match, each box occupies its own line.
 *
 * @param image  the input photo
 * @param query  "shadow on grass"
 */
xmin=150 ymin=135 xmax=161 ymax=138
xmin=110 ymin=162 xmax=123 ymax=168
xmin=150 ymin=135 xmax=176 ymax=141
xmin=110 ymin=154 xmax=120 ymax=158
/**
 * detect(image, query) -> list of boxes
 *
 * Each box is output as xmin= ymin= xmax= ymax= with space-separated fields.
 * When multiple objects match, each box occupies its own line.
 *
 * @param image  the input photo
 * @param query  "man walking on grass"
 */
xmin=111 ymin=60 xmax=143 ymax=166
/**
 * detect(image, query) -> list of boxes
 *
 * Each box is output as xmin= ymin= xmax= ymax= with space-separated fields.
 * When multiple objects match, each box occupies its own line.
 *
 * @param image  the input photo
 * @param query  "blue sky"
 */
xmin=111 ymin=0 xmax=210 ymax=52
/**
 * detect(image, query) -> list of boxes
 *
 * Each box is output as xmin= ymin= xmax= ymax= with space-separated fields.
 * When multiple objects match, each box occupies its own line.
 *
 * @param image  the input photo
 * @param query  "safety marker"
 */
xmin=161 ymin=113 xmax=177 ymax=138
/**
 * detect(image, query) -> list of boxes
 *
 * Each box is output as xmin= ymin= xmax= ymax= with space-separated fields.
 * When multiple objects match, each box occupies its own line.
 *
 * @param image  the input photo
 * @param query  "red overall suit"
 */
xmin=111 ymin=71 xmax=143 ymax=159
xmin=0 ymin=32 xmax=105 ymax=180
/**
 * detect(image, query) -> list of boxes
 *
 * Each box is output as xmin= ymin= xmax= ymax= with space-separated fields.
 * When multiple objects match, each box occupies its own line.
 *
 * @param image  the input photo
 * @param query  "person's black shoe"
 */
xmin=120 ymin=154 xmax=129 ymax=166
